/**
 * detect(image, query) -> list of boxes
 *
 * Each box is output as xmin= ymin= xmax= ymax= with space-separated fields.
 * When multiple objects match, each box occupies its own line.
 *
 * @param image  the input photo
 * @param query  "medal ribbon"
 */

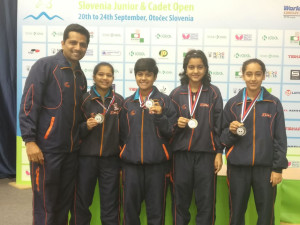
xmin=139 ymin=88 xmax=153 ymax=108
xmin=188 ymin=84 xmax=203 ymax=118
xmin=95 ymin=91 xmax=116 ymax=115
xmin=240 ymin=90 xmax=261 ymax=123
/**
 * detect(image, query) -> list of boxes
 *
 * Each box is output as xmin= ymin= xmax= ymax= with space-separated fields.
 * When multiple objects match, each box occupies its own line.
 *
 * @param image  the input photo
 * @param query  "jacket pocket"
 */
xmin=44 ymin=117 xmax=55 ymax=139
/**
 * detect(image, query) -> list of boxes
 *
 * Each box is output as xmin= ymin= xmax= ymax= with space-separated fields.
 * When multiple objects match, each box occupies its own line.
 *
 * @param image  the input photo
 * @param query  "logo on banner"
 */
xmin=24 ymin=12 xmax=63 ymax=21
xmin=182 ymin=33 xmax=199 ymax=40
xmin=210 ymin=71 xmax=224 ymax=76
xmin=288 ymin=55 xmax=300 ymax=59
xmin=235 ymin=34 xmax=252 ymax=41
xmin=262 ymin=35 xmax=279 ymax=41
xmin=159 ymin=50 xmax=168 ymax=57
xmin=284 ymin=5 xmax=300 ymax=18
xmin=101 ymin=50 xmax=121 ymax=56
xmin=291 ymin=70 xmax=300 ymax=80
xmin=290 ymin=32 xmax=300 ymax=45
xmin=208 ymin=52 xmax=225 ymax=59
xmin=234 ymin=53 xmax=251 ymax=59
xmin=28 ymin=49 xmax=40 ymax=54
xmin=129 ymin=51 xmax=146 ymax=57
xmin=51 ymin=31 xmax=63 ymax=37
xmin=50 ymin=48 xmax=60 ymax=55
xmin=131 ymin=31 xmax=144 ymax=43
xmin=235 ymin=71 xmax=242 ymax=79
xmin=85 ymin=49 xmax=94 ymax=56
xmin=207 ymin=35 xmax=227 ymax=40
xmin=266 ymin=70 xmax=278 ymax=79
xmin=155 ymin=34 xmax=172 ymax=39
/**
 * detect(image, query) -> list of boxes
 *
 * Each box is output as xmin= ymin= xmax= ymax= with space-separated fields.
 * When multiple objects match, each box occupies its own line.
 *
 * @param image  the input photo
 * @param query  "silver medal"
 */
xmin=95 ymin=113 xmax=104 ymax=124
xmin=188 ymin=119 xmax=198 ymax=129
xmin=145 ymin=99 xmax=154 ymax=109
xmin=236 ymin=126 xmax=246 ymax=136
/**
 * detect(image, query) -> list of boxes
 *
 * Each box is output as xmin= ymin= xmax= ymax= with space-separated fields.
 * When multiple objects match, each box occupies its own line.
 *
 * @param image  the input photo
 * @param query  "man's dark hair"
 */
xmin=134 ymin=58 xmax=159 ymax=77
xmin=63 ymin=24 xmax=90 ymax=45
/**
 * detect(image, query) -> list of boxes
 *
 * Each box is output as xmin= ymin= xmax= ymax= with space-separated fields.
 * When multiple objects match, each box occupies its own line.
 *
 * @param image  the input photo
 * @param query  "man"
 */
xmin=220 ymin=58 xmax=288 ymax=225
xmin=19 ymin=24 xmax=90 ymax=225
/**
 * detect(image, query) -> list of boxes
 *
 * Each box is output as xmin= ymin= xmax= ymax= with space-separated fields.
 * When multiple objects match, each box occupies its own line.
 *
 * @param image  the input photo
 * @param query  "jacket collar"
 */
xmin=90 ymin=86 xmax=113 ymax=100
xmin=179 ymin=83 xmax=209 ymax=94
xmin=56 ymin=50 xmax=82 ymax=71
xmin=133 ymin=85 xmax=160 ymax=100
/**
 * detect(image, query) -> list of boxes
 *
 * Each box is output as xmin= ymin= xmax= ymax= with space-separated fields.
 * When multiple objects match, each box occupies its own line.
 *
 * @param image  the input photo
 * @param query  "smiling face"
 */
xmin=61 ymin=31 xmax=88 ymax=66
xmin=135 ymin=70 xmax=156 ymax=94
xmin=93 ymin=65 xmax=114 ymax=92
xmin=242 ymin=62 xmax=265 ymax=94
xmin=186 ymin=58 xmax=207 ymax=86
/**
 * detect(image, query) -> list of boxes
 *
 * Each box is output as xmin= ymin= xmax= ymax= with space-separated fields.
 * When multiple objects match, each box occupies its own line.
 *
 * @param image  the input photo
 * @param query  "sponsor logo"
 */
xmin=131 ymin=31 xmax=144 ymax=43
xmin=235 ymin=34 xmax=252 ymax=41
xmin=160 ymin=70 xmax=172 ymax=75
xmin=261 ymin=113 xmax=272 ymax=118
xmin=159 ymin=50 xmax=168 ymax=57
xmin=262 ymin=35 xmax=279 ymax=41
xmin=85 ymin=49 xmax=94 ymax=56
xmin=208 ymin=52 xmax=225 ymax=59
xmin=286 ymin=126 xmax=300 ymax=131
xmin=28 ymin=49 xmax=40 ymax=54
xmin=50 ymin=48 xmax=60 ymax=55
xmin=285 ymin=89 xmax=300 ymax=96
xmin=233 ymin=88 xmax=243 ymax=94
xmin=266 ymin=88 xmax=272 ymax=93
xmin=129 ymin=87 xmax=138 ymax=91
xmin=259 ymin=54 xmax=280 ymax=59
xmin=288 ymin=55 xmax=300 ymax=58
xmin=266 ymin=70 xmax=278 ymax=79
xmin=101 ymin=50 xmax=121 ymax=56
xmin=291 ymin=70 xmax=300 ymax=80
xmin=284 ymin=6 xmax=300 ymax=18
xmin=207 ymin=35 xmax=227 ymax=40
xmin=102 ymin=33 xmax=121 ymax=38
xmin=182 ymin=33 xmax=199 ymax=40
xmin=51 ymin=31 xmax=63 ymax=37
xmin=288 ymin=161 xmax=300 ymax=168
xmin=234 ymin=53 xmax=251 ymax=58
xmin=158 ymin=86 xmax=167 ymax=94
xmin=210 ymin=71 xmax=224 ymax=76
xmin=290 ymin=32 xmax=300 ymax=45
xmin=235 ymin=71 xmax=242 ymax=79
xmin=89 ymin=32 xmax=94 ymax=39
xmin=83 ymin=68 xmax=93 ymax=73
xmin=155 ymin=34 xmax=172 ymax=39
xmin=129 ymin=51 xmax=146 ymax=57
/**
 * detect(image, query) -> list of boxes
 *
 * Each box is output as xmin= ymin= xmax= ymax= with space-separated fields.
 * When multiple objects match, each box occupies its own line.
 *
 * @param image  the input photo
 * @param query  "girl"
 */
xmin=221 ymin=58 xmax=287 ymax=225
xmin=71 ymin=62 xmax=124 ymax=225
xmin=120 ymin=58 xmax=177 ymax=225
xmin=169 ymin=50 xmax=223 ymax=225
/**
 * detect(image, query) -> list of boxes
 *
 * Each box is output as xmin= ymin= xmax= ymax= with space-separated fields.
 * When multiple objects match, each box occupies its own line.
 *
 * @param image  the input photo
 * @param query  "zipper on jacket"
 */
xmin=70 ymin=71 xmax=77 ymax=152
xmin=141 ymin=109 xmax=144 ymax=164
xmin=188 ymin=115 xmax=195 ymax=151
xmin=252 ymin=106 xmax=256 ymax=166
xmin=100 ymin=110 xmax=106 ymax=156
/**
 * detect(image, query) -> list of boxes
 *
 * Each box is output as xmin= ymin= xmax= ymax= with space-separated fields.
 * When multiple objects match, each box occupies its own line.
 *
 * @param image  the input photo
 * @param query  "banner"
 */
xmin=17 ymin=0 xmax=300 ymax=185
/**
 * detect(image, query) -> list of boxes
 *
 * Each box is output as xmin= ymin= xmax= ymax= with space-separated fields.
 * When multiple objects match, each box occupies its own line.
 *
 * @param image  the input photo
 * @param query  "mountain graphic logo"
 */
xmin=24 ymin=12 xmax=63 ymax=20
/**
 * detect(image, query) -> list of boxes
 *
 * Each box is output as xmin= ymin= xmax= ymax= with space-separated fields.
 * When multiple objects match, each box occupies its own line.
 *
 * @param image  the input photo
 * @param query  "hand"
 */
xmin=270 ymin=171 xmax=283 ymax=187
xmin=87 ymin=117 xmax=99 ymax=130
xmin=229 ymin=121 xmax=244 ymax=135
xmin=149 ymin=102 xmax=162 ymax=115
xmin=214 ymin=153 xmax=223 ymax=174
xmin=26 ymin=142 xmax=44 ymax=164
xmin=177 ymin=117 xmax=190 ymax=128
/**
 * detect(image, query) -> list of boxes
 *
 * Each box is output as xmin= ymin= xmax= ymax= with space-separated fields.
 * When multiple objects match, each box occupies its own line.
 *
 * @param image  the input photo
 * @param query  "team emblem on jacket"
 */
xmin=130 ymin=110 xmax=136 ymax=116
xmin=113 ymin=103 xmax=119 ymax=111
xmin=182 ymin=104 xmax=187 ymax=110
